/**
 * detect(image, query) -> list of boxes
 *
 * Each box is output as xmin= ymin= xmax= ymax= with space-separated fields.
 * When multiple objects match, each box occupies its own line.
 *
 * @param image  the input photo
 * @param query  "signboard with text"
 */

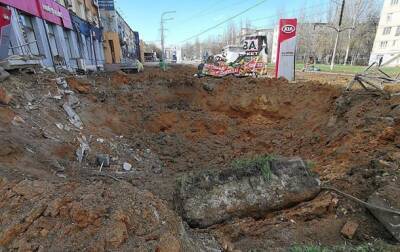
xmin=0 ymin=0 xmax=72 ymax=29
xmin=275 ymin=19 xmax=297 ymax=81
xmin=243 ymin=36 xmax=259 ymax=56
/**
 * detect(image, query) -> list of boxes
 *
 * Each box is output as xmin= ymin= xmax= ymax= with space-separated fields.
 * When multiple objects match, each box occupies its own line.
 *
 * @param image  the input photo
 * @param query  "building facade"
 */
xmin=370 ymin=0 xmax=400 ymax=66
xmin=0 ymin=0 xmax=104 ymax=72
xmin=98 ymin=0 xmax=140 ymax=66
xmin=66 ymin=0 xmax=105 ymax=70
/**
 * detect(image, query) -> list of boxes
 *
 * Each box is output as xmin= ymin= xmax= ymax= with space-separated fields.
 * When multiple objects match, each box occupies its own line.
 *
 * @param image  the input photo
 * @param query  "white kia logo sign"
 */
xmin=282 ymin=25 xmax=296 ymax=34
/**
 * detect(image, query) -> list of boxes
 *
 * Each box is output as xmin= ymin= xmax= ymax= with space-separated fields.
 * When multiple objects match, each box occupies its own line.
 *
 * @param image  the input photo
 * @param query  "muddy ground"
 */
xmin=0 ymin=66 xmax=399 ymax=251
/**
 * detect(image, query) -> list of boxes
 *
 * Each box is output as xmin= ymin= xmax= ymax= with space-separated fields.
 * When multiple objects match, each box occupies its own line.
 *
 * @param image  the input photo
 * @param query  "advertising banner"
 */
xmin=275 ymin=19 xmax=297 ymax=81
xmin=243 ymin=36 xmax=260 ymax=56
xmin=0 ymin=0 xmax=72 ymax=29
xmin=0 ymin=6 xmax=11 ymax=60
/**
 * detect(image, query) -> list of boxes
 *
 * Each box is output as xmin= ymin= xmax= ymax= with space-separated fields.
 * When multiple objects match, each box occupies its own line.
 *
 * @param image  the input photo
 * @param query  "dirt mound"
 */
xmin=0 ymin=177 xmax=218 ymax=251
xmin=0 ymin=87 xmax=12 ymax=105
xmin=66 ymin=77 xmax=92 ymax=94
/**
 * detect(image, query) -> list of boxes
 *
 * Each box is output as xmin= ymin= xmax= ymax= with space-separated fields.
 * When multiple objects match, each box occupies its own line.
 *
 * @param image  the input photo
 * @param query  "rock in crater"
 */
xmin=176 ymin=157 xmax=321 ymax=228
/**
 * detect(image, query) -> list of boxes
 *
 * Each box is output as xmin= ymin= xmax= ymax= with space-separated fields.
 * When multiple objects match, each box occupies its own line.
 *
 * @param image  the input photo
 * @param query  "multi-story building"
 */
xmin=0 ymin=0 xmax=104 ymax=72
xmin=66 ymin=0 xmax=104 ymax=70
xmin=370 ymin=0 xmax=400 ymax=66
xmin=98 ymin=0 xmax=141 ymax=68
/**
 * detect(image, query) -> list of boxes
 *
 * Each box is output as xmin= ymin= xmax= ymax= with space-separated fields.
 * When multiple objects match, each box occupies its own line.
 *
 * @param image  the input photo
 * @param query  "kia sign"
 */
xmin=282 ymin=25 xmax=296 ymax=34
xmin=275 ymin=19 xmax=297 ymax=81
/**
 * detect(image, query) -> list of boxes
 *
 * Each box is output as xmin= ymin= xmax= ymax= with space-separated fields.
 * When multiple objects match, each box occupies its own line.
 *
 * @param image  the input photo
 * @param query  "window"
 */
xmin=387 ymin=13 xmax=393 ymax=23
xmin=20 ymin=14 xmax=39 ymax=55
xmin=381 ymin=41 xmax=389 ymax=48
xmin=86 ymin=36 xmax=92 ymax=61
xmin=78 ymin=2 xmax=85 ymax=19
xmin=47 ymin=23 xmax=59 ymax=56
xmin=393 ymin=40 xmax=397 ymax=47
xmin=383 ymin=27 xmax=392 ymax=35
xmin=391 ymin=0 xmax=399 ymax=5
xmin=64 ymin=30 xmax=73 ymax=59
xmin=396 ymin=26 xmax=400 ymax=36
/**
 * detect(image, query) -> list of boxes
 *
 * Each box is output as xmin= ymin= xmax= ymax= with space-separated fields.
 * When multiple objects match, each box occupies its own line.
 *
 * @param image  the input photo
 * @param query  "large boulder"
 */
xmin=176 ymin=157 xmax=321 ymax=228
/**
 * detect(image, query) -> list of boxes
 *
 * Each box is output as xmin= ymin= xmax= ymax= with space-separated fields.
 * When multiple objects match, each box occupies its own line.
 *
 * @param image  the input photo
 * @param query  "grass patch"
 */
xmin=232 ymin=155 xmax=275 ymax=181
xmin=267 ymin=63 xmax=400 ymax=75
xmin=306 ymin=161 xmax=316 ymax=170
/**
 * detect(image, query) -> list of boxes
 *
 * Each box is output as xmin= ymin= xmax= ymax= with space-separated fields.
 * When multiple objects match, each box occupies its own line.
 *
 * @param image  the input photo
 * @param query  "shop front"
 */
xmin=70 ymin=13 xmax=104 ymax=71
xmin=0 ymin=0 xmax=84 ymax=71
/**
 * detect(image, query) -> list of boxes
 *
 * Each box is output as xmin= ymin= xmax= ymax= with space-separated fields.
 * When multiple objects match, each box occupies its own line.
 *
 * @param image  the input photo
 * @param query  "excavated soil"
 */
xmin=0 ymin=66 xmax=400 ymax=251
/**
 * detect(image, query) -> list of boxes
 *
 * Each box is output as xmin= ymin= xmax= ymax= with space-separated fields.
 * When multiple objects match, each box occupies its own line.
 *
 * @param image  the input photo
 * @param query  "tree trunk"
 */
xmin=344 ymin=17 xmax=357 ymax=65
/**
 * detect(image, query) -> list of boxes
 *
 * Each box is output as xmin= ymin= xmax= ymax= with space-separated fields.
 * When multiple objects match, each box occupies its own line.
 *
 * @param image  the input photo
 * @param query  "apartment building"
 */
xmin=98 ymin=0 xmax=141 ymax=67
xmin=369 ymin=0 xmax=400 ymax=66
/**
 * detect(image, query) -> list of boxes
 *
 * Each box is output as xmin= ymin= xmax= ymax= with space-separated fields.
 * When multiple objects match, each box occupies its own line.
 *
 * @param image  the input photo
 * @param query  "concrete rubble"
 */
xmin=176 ymin=157 xmax=321 ymax=228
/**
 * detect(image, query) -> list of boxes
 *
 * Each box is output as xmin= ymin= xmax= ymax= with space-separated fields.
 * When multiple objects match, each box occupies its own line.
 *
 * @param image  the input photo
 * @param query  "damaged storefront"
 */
xmin=70 ymin=13 xmax=104 ymax=71
xmin=0 ymin=0 xmax=104 ymax=72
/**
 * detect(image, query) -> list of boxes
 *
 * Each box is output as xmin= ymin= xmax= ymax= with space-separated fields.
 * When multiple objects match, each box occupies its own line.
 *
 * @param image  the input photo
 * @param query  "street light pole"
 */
xmin=160 ymin=11 xmax=176 ymax=61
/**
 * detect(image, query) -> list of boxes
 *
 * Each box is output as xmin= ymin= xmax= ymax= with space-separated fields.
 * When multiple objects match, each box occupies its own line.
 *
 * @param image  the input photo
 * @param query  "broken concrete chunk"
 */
xmin=123 ymin=162 xmax=132 ymax=171
xmin=63 ymin=103 xmax=83 ymax=129
xmin=0 ymin=66 xmax=10 ymax=81
xmin=76 ymin=136 xmax=90 ymax=163
xmin=368 ymin=185 xmax=400 ymax=242
xmin=341 ymin=220 xmax=359 ymax=239
xmin=67 ymin=94 xmax=80 ymax=108
xmin=176 ymin=157 xmax=321 ymax=228
xmin=56 ymin=77 xmax=68 ymax=89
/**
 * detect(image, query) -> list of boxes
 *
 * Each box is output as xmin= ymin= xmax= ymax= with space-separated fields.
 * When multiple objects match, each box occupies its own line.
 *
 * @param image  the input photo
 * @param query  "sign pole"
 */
xmin=275 ymin=18 xmax=298 ymax=81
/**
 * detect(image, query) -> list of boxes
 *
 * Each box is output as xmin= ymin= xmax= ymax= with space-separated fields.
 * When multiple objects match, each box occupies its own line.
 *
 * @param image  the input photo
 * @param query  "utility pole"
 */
xmin=330 ymin=0 xmax=346 ymax=70
xmin=160 ymin=11 xmax=176 ymax=61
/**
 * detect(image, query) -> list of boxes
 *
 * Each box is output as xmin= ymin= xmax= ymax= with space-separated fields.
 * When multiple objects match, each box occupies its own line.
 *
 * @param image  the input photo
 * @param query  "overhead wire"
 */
xmin=180 ymin=0 xmax=268 ymax=43
xmin=177 ymin=0 xmax=231 ymax=24
xmin=249 ymin=1 xmax=331 ymax=23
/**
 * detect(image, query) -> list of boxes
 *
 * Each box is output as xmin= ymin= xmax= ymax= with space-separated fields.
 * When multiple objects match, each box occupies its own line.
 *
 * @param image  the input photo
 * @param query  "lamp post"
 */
xmin=160 ymin=11 xmax=176 ymax=61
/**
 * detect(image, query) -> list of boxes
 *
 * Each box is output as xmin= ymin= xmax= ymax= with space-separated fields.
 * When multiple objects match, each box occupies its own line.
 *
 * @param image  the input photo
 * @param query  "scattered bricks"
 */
xmin=341 ymin=220 xmax=359 ymax=239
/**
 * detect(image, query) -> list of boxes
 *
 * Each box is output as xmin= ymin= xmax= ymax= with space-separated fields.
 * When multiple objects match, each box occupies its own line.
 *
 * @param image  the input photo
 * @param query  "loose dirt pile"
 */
xmin=0 ymin=66 xmax=399 ymax=251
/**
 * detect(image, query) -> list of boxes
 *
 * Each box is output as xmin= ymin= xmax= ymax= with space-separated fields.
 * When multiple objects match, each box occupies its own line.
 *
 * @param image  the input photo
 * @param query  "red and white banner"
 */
xmin=275 ymin=19 xmax=297 ymax=81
